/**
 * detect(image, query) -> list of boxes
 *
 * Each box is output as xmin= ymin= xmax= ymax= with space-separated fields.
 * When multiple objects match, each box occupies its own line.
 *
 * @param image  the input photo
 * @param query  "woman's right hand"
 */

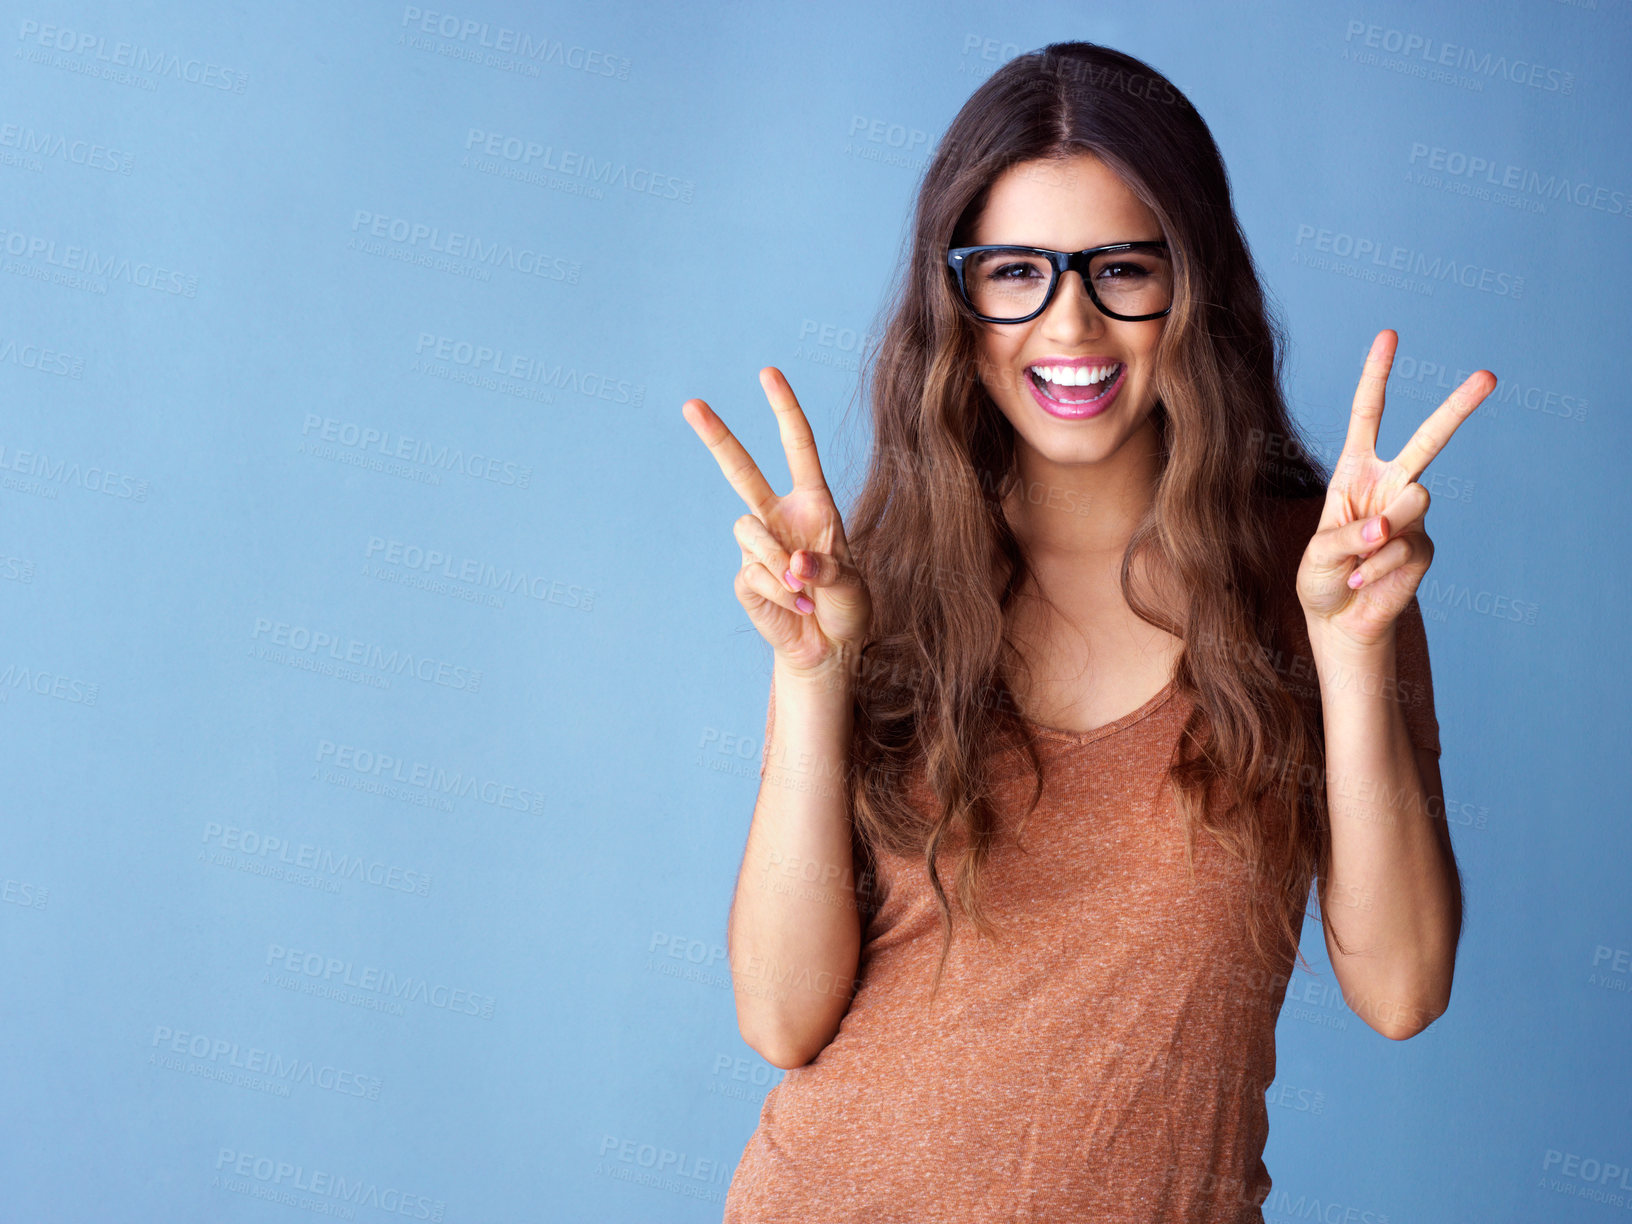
xmin=682 ymin=366 xmax=873 ymax=684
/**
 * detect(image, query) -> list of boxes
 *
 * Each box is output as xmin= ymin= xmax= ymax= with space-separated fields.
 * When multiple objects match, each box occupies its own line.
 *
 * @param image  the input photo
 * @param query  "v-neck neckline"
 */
xmin=1017 ymin=679 xmax=1180 ymax=745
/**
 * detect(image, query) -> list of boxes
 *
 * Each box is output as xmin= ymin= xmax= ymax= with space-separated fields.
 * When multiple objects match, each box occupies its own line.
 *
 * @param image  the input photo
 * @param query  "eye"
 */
xmin=1097 ymin=261 xmax=1151 ymax=281
xmin=984 ymin=261 xmax=1046 ymax=282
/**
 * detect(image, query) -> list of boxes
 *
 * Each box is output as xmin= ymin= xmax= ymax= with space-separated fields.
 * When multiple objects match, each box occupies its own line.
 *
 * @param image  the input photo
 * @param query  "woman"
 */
xmin=682 ymin=40 xmax=1489 ymax=1222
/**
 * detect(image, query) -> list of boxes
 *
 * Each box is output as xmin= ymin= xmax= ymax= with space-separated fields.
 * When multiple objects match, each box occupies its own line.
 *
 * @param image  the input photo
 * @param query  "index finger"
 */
xmin=759 ymin=367 xmax=831 ymax=494
xmin=1340 ymin=329 xmax=1396 ymax=463
xmin=1391 ymin=368 xmax=1496 ymax=481
xmin=682 ymin=396 xmax=778 ymax=518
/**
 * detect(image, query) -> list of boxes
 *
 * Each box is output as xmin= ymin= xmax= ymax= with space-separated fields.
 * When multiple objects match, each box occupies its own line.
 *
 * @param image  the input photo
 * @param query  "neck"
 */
xmin=1002 ymin=417 xmax=1163 ymax=564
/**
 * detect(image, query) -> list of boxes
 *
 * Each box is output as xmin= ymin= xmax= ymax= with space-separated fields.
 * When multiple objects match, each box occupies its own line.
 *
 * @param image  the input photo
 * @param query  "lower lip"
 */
xmin=1024 ymin=364 xmax=1125 ymax=420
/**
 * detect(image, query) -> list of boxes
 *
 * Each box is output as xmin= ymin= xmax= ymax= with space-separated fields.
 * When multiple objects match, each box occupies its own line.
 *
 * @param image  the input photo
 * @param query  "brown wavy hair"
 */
xmin=832 ymin=41 xmax=1339 ymax=999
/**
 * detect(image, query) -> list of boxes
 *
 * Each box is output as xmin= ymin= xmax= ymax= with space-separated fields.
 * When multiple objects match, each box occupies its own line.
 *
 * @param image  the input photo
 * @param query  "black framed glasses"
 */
xmin=946 ymin=241 xmax=1174 ymax=323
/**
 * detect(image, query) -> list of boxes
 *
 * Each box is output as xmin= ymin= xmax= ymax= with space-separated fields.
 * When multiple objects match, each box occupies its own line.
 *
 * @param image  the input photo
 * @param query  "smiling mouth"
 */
xmin=1026 ymin=361 xmax=1123 ymax=404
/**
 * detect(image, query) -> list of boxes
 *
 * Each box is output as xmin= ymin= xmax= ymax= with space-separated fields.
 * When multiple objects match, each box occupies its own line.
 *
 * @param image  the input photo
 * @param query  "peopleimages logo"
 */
xmin=213 ymin=1148 xmax=444 ymax=1219
xmin=0 ymin=333 xmax=87 ymax=377
xmin=364 ymin=536 xmax=596 ymax=611
xmin=461 ymin=128 xmax=693 ymax=202
xmin=1293 ymin=224 xmax=1523 ymax=297
xmin=0 ymin=659 xmax=99 ymax=705
xmin=0 ymin=437 xmax=151 ymax=499
xmin=399 ymin=6 xmax=631 ymax=80
xmin=1407 ymin=143 xmax=1630 ymax=218
xmin=250 ymin=618 xmax=483 ymax=693
xmin=152 ymin=1024 xmax=383 ymax=1100
xmin=315 ymin=739 xmax=547 ymax=815
xmin=299 ymin=414 xmax=533 ymax=488
xmin=15 ymin=19 xmax=250 ymax=91
xmin=1341 ymin=20 xmax=1576 ymax=94
xmin=264 ymin=943 xmax=497 ymax=1019
xmin=0 ymin=224 xmax=198 ymax=295
xmin=1540 ymin=1147 xmax=1632 ymax=1204
xmin=411 ymin=332 xmax=645 ymax=406
xmin=0 ymin=121 xmax=135 ymax=176
xmin=201 ymin=822 xmax=433 ymax=896
xmin=349 ymin=210 xmax=581 ymax=283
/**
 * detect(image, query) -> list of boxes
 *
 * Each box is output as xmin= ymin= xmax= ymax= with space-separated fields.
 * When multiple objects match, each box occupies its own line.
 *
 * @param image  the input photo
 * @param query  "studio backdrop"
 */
xmin=2 ymin=1 xmax=1627 ymax=1220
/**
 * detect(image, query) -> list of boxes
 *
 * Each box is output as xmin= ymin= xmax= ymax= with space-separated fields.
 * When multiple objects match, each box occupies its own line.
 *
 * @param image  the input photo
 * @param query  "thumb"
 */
xmin=790 ymin=548 xmax=861 ymax=593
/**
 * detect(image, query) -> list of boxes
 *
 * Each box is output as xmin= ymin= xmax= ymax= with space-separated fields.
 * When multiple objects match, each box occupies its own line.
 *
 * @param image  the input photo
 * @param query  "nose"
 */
xmin=1039 ymin=269 xmax=1108 ymax=336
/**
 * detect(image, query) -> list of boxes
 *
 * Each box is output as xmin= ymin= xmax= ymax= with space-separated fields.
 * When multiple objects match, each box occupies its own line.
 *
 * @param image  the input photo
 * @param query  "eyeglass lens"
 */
xmin=963 ymin=248 xmax=1172 ymax=320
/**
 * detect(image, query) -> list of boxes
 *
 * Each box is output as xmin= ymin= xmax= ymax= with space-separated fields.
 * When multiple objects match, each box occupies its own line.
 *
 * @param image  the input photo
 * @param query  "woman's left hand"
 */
xmin=1297 ymin=328 xmax=1496 ymax=652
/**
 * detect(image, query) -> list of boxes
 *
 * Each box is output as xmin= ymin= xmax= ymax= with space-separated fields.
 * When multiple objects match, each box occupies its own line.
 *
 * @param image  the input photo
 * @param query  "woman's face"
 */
xmin=967 ymin=151 xmax=1169 ymax=472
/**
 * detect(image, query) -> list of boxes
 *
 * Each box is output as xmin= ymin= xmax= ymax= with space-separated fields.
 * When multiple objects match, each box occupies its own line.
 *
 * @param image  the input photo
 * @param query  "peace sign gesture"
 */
xmin=1296 ymin=329 xmax=1497 ymax=651
xmin=682 ymin=367 xmax=873 ymax=683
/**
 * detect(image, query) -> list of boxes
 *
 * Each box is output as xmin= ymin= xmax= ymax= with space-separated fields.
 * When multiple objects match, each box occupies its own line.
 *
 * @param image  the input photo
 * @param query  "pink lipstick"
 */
xmin=1023 ymin=357 xmax=1126 ymax=420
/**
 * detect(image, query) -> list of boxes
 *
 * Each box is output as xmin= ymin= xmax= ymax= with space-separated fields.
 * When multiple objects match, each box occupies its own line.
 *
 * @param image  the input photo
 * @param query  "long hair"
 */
xmin=834 ymin=41 xmax=1338 ymax=1000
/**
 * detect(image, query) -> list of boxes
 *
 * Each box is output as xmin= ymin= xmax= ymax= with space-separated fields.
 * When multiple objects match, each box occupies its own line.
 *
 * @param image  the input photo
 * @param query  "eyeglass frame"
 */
xmin=945 ymin=240 xmax=1174 ymax=324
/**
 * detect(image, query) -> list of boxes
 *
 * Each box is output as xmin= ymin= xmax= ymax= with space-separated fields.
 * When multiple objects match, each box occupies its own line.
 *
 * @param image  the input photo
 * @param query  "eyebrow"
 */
xmin=971 ymin=239 xmax=1166 ymax=249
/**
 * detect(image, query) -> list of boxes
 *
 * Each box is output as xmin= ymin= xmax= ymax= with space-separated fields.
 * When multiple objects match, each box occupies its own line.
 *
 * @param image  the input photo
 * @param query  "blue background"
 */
xmin=2 ymin=1 xmax=1628 ymax=1220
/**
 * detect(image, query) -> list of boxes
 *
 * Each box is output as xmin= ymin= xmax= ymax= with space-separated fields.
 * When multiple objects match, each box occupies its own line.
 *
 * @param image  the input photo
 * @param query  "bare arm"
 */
xmin=728 ymin=655 xmax=863 ymax=1068
xmin=1291 ymin=328 xmax=1490 ymax=1039
xmin=682 ymin=366 xmax=875 ymax=1070
xmin=1310 ymin=626 xmax=1462 ymax=1040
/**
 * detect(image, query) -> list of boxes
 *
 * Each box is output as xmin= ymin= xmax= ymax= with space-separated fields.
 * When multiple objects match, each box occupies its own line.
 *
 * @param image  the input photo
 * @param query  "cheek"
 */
xmin=1135 ymin=325 xmax=1166 ymax=370
xmin=976 ymin=333 xmax=1024 ymax=396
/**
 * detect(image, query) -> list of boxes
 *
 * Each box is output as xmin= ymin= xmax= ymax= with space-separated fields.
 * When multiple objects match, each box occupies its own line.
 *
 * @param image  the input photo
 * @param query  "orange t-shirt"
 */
xmin=723 ymin=496 xmax=1442 ymax=1222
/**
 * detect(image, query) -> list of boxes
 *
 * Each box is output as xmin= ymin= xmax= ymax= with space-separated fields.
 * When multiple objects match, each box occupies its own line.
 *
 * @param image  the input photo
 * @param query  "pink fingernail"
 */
xmin=784 ymin=568 xmax=803 ymax=591
xmin=795 ymin=595 xmax=814 ymax=613
xmin=1347 ymin=570 xmax=1365 ymax=589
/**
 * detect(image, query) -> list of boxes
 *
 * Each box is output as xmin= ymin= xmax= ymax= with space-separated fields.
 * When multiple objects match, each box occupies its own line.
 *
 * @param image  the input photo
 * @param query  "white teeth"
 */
xmin=1029 ymin=362 xmax=1120 ymax=386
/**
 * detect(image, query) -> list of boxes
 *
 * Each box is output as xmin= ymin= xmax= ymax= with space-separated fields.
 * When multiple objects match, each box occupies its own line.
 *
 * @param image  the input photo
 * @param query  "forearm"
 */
xmin=1309 ymin=625 xmax=1460 ymax=1038
xmin=727 ymin=655 xmax=863 ymax=1068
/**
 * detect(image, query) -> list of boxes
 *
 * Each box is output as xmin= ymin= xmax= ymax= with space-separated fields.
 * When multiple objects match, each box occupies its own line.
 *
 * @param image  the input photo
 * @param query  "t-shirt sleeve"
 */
xmin=1272 ymin=496 xmax=1442 ymax=758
